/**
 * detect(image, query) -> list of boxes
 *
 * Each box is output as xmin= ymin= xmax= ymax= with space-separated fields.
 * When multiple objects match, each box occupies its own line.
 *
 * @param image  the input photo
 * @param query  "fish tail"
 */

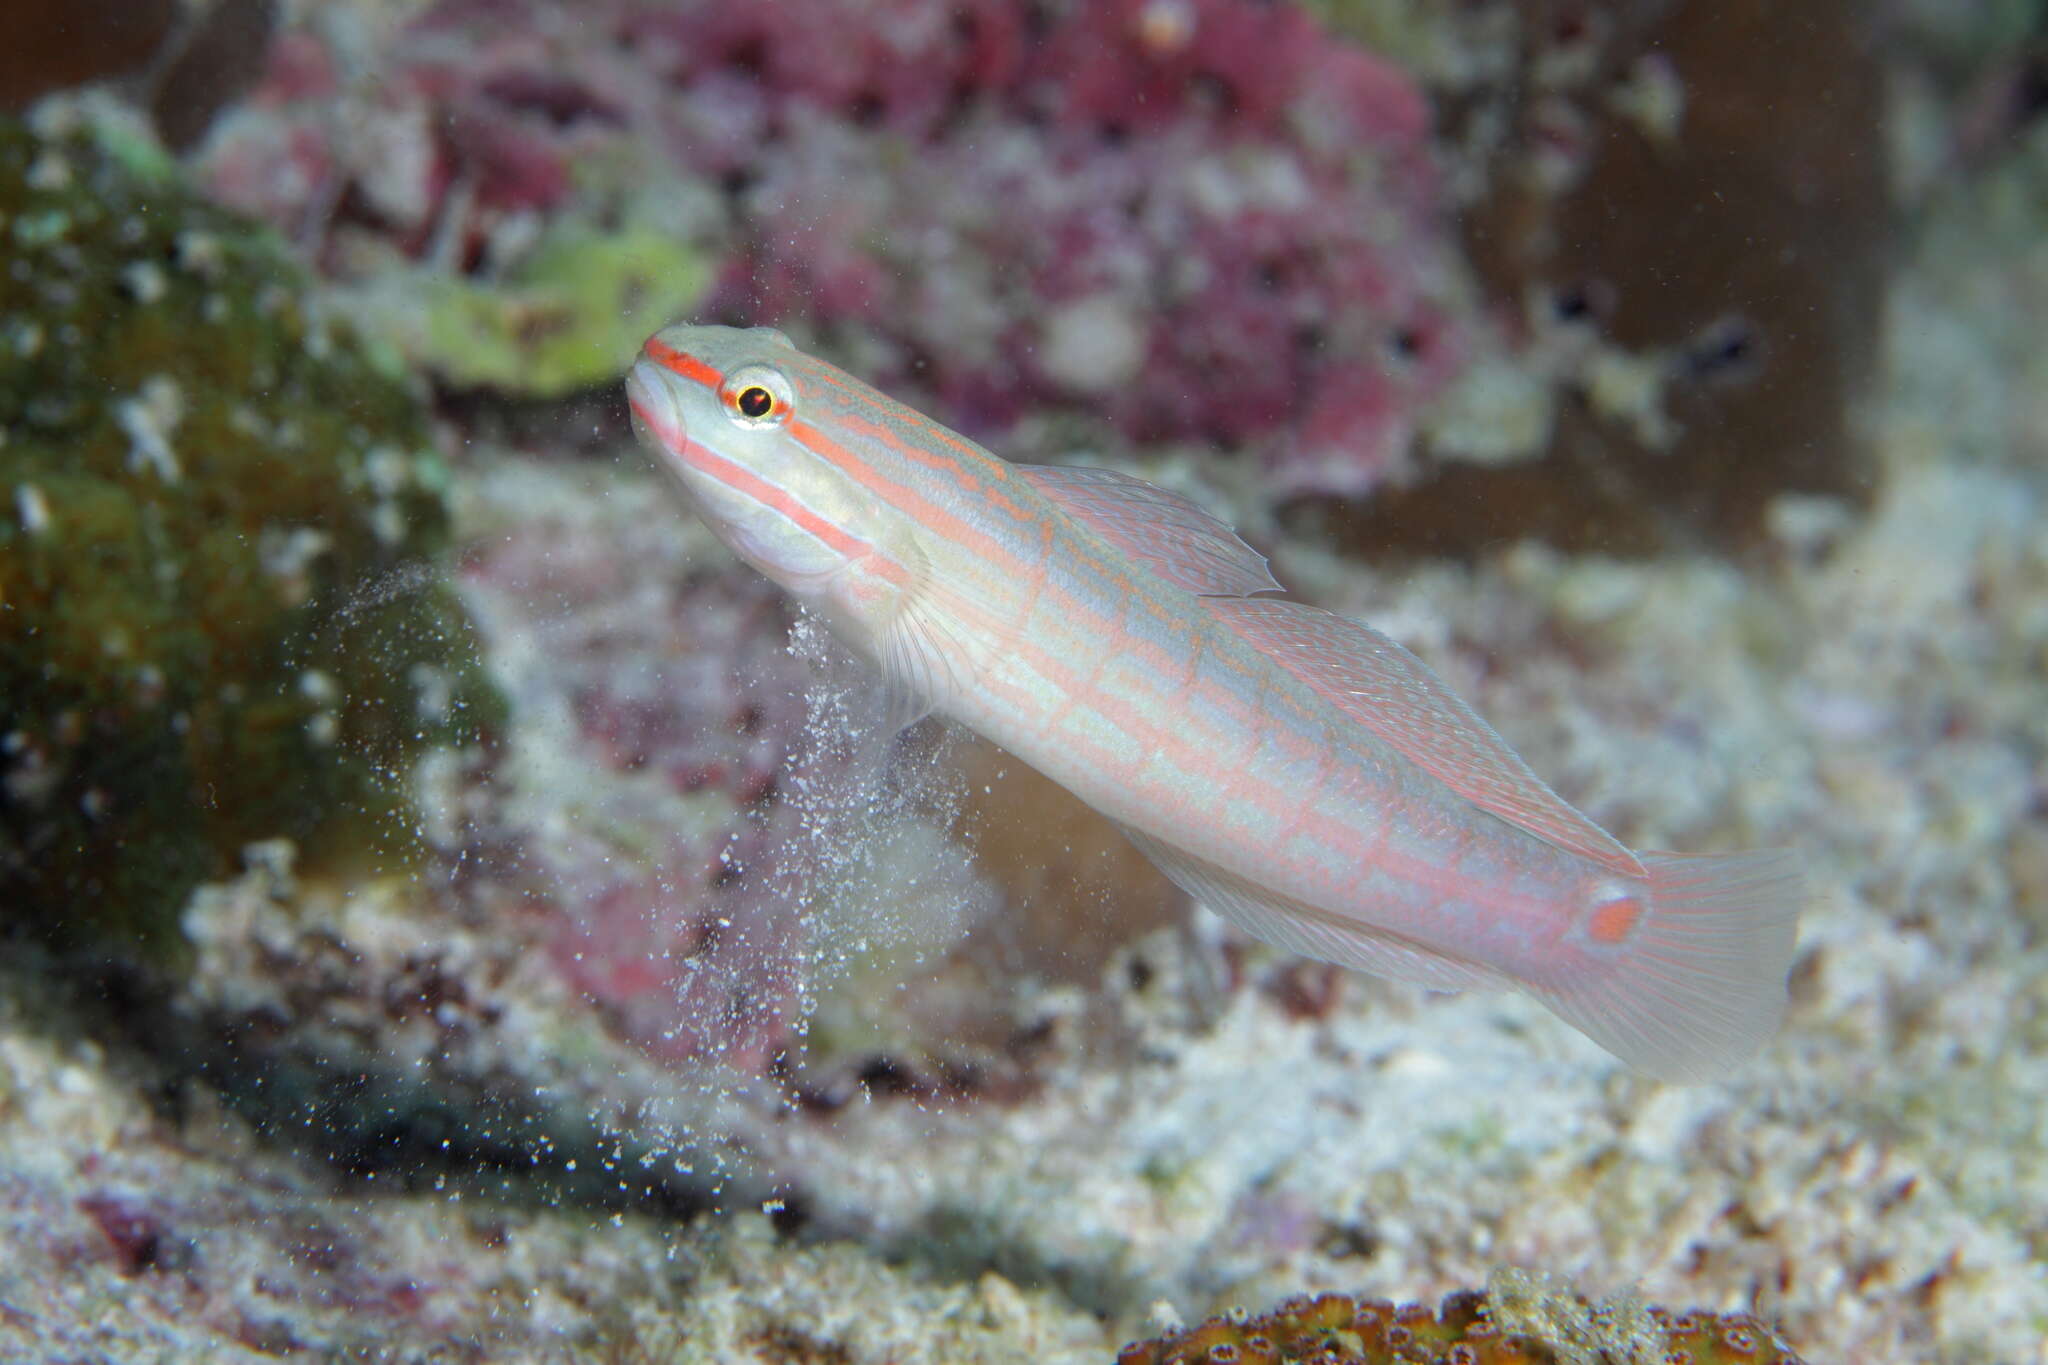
xmin=1533 ymin=849 xmax=1805 ymax=1083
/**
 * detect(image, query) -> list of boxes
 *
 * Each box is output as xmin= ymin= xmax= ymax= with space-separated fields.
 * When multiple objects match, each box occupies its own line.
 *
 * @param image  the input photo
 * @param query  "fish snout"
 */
xmin=625 ymin=356 xmax=686 ymax=457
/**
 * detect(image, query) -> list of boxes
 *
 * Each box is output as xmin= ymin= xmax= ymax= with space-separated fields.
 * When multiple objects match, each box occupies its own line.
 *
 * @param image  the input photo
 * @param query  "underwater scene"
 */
xmin=1 ymin=0 xmax=2044 ymax=1360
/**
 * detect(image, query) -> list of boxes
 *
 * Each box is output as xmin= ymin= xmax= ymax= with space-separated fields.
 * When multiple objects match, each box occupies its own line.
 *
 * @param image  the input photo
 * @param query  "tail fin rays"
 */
xmin=1534 ymin=849 xmax=1804 ymax=1082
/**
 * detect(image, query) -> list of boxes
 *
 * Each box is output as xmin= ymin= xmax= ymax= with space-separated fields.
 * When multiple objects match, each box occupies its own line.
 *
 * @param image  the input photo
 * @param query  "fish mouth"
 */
xmin=625 ymin=356 xmax=686 ymax=456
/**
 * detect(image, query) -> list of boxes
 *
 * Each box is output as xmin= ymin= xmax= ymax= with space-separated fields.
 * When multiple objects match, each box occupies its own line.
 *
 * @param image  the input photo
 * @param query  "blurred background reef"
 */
xmin=3 ymin=0 xmax=2048 ymax=1361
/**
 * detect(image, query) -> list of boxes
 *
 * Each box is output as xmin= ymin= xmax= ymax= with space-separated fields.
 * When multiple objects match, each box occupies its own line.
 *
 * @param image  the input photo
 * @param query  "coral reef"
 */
xmin=194 ymin=0 xmax=1885 ymax=549
xmin=1118 ymin=1277 xmax=1805 ymax=1365
xmin=198 ymin=0 xmax=1471 ymax=490
xmin=0 ymin=104 xmax=501 ymax=953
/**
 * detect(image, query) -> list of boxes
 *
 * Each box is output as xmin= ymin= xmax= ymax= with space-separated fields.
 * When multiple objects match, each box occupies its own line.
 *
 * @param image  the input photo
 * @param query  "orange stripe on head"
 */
xmin=826 ymin=405 xmax=1036 ymax=520
xmin=784 ymin=417 xmax=1008 ymax=566
xmin=693 ymin=443 xmax=879 ymax=565
xmin=628 ymin=384 xmax=897 ymax=578
xmin=797 ymin=358 xmax=1015 ymax=480
xmin=645 ymin=335 xmax=724 ymax=391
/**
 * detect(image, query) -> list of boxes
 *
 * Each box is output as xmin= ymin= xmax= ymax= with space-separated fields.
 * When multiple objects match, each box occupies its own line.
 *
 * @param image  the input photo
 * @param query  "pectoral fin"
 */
xmin=862 ymin=538 xmax=1016 ymax=734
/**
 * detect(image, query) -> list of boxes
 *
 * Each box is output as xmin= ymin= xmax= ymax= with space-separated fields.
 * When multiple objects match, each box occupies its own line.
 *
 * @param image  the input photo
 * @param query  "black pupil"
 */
xmin=738 ymin=386 xmax=774 ymax=418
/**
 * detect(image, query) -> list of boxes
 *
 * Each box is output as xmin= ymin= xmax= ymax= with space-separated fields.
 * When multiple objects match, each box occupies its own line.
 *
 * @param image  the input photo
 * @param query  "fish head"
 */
xmin=627 ymin=324 xmax=885 ymax=598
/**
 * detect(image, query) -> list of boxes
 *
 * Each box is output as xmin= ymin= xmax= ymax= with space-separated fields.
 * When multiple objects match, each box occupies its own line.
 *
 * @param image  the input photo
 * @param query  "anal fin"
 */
xmin=1117 ymin=823 xmax=1506 ymax=994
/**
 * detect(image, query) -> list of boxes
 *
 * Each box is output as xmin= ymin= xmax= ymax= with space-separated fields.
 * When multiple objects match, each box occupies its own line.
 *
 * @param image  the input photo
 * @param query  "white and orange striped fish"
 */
xmin=625 ymin=324 xmax=1802 ymax=1081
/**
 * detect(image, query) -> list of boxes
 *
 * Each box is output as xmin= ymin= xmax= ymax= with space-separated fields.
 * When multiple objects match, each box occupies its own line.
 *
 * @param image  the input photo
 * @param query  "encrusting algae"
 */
xmin=1118 ymin=1279 xmax=1805 ymax=1365
xmin=0 ymin=104 xmax=502 ymax=955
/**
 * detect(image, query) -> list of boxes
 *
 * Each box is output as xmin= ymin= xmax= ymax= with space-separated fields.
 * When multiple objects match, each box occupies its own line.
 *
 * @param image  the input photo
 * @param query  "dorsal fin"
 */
xmin=1018 ymin=463 xmax=1281 ymax=598
xmin=1206 ymin=597 xmax=1642 ymax=876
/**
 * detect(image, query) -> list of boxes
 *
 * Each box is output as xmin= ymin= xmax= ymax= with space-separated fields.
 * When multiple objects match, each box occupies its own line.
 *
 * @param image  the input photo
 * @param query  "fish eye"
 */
xmin=720 ymin=364 xmax=794 ymax=428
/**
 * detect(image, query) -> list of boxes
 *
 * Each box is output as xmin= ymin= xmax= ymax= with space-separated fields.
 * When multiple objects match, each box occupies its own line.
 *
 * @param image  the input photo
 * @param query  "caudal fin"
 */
xmin=1534 ymin=849 xmax=1805 ymax=1083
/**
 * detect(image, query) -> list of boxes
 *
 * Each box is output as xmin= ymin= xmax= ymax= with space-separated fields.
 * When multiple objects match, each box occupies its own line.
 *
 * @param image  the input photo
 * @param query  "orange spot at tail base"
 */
xmin=1587 ymin=894 xmax=1644 ymax=945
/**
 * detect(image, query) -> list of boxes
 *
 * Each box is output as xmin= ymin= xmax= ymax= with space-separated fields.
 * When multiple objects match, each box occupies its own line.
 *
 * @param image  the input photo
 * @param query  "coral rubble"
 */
xmin=0 ymin=951 xmax=1106 ymax=1362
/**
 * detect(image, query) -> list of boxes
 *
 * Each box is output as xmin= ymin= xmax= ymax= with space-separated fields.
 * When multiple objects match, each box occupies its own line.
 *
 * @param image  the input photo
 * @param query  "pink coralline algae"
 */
xmin=199 ymin=0 xmax=1470 ymax=497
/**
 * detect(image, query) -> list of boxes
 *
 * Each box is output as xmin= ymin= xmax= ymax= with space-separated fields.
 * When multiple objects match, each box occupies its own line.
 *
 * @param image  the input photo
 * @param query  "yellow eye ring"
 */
xmin=720 ymin=364 xmax=794 ymax=428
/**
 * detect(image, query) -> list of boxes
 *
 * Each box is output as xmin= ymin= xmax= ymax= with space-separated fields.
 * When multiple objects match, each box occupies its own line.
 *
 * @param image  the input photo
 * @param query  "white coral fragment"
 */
xmin=115 ymin=375 xmax=187 ymax=483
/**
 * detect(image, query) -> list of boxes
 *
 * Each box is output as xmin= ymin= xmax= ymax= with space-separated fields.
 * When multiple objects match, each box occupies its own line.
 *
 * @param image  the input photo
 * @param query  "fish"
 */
xmin=624 ymin=324 xmax=1803 ymax=1081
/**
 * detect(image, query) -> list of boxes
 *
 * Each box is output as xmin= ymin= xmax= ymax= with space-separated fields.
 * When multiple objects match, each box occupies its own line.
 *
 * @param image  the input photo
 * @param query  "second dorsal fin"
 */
xmin=1019 ymin=463 xmax=1281 ymax=598
xmin=1206 ymin=596 xmax=1643 ymax=876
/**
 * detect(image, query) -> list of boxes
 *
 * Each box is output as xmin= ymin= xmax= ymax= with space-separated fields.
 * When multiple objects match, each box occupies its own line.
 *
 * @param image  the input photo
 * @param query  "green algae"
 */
xmin=406 ymin=219 xmax=709 ymax=397
xmin=0 ymin=110 xmax=503 ymax=956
